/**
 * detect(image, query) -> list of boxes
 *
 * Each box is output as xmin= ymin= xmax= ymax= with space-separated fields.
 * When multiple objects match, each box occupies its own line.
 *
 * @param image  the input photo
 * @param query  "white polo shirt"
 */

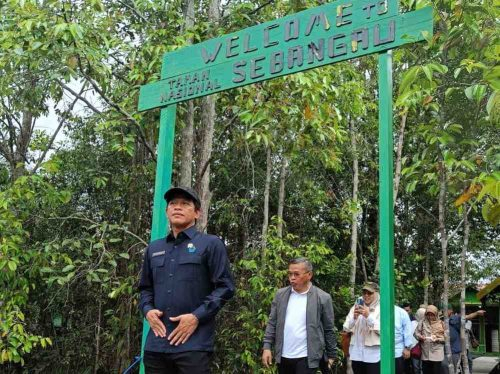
xmin=282 ymin=285 xmax=310 ymax=358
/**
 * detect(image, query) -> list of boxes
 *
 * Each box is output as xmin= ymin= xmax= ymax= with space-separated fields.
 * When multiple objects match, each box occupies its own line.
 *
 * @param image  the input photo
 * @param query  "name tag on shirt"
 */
xmin=152 ymin=251 xmax=165 ymax=257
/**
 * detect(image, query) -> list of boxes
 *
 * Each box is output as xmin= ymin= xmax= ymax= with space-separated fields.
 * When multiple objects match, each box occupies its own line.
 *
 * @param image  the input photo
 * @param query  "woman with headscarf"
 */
xmin=410 ymin=306 xmax=427 ymax=374
xmin=413 ymin=305 xmax=445 ymax=374
xmin=343 ymin=282 xmax=381 ymax=374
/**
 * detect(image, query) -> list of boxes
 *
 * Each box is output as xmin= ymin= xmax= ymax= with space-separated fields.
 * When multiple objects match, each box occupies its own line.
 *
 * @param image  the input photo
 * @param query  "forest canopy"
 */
xmin=0 ymin=0 xmax=498 ymax=371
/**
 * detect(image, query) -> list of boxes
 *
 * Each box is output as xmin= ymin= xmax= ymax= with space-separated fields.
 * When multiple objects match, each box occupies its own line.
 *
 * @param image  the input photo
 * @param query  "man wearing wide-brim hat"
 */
xmin=139 ymin=186 xmax=235 ymax=373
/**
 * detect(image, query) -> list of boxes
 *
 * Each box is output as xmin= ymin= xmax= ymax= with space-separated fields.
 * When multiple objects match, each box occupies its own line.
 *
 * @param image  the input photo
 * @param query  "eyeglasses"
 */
xmin=362 ymin=290 xmax=374 ymax=295
xmin=288 ymin=271 xmax=310 ymax=278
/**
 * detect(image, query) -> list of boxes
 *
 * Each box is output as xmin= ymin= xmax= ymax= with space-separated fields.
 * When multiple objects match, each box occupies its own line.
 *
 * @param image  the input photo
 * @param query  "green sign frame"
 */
xmin=138 ymin=0 xmax=433 ymax=373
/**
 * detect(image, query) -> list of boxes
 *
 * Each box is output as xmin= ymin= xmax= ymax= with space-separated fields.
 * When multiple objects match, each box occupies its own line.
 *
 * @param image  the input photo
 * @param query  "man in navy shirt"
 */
xmin=446 ymin=306 xmax=485 ymax=374
xmin=139 ymin=186 xmax=235 ymax=373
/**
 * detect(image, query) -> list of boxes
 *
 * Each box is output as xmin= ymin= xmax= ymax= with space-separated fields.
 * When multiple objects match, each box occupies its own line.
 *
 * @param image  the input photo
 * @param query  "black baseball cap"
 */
xmin=164 ymin=186 xmax=201 ymax=209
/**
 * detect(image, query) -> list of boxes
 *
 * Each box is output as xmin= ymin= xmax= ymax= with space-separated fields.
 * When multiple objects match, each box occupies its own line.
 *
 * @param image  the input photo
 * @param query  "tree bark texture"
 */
xmin=424 ymin=239 xmax=430 ymax=305
xmin=178 ymin=0 xmax=195 ymax=187
xmin=195 ymin=0 xmax=219 ymax=231
xmin=438 ymin=162 xmax=454 ymax=374
xmin=196 ymin=95 xmax=215 ymax=232
xmin=261 ymin=146 xmax=272 ymax=249
xmin=0 ymin=110 xmax=34 ymax=181
xmin=94 ymin=297 xmax=102 ymax=374
xmin=349 ymin=122 xmax=359 ymax=298
xmin=460 ymin=205 xmax=470 ymax=374
xmin=393 ymin=111 xmax=407 ymax=207
xmin=276 ymin=155 xmax=288 ymax=238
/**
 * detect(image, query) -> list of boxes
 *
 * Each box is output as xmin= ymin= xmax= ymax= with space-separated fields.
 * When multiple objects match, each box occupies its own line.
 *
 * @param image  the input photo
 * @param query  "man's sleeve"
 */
xmin=138 ymin=246 xmax=155 ymax=317
xmin=192 ymin=238 xmax=235 ymax=323
xmin=263 ymin=294 xmax=278 ymax=350
xmin=322 ymin=294 xmax=337 ymax=358
xmin=449 ymin=315 xmax=460 ymax=332
xmin=402 ymin=310 xmax=413 ymax=348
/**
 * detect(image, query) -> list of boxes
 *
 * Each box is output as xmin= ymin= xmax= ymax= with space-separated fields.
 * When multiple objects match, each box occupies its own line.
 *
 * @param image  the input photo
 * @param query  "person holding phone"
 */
xmin=343 ymin=282 xmax=381 ymax=374
xmin=413 ymin=305 xmax=445 ymax=374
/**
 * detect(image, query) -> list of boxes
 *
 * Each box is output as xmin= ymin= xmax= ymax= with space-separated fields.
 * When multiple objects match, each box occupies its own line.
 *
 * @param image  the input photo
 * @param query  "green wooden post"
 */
xmin=139 ymin=104 xmax=177 ymax=374
xmin=378 ymin=50 xmax=395 ymax=374
xmin=136 ymin=3 xmax=432 ymax=371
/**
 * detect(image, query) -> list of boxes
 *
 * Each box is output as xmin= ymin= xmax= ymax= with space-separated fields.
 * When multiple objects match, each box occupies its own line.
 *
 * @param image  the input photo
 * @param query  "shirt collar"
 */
xmin=291 ymin=283 xmax=312 ymax=295
xmin=166 ymin=224 xmax=198 ymax=242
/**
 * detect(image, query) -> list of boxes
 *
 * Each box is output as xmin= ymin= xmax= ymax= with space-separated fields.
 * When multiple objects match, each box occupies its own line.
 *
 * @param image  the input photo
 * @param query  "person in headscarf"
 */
xmin=343 ymin=282 xmax=381 ymax=374
xmin=413 ymin=305 xmax=445 ymax=374
xmin=409 ymin=306 xmax=427 ymax=374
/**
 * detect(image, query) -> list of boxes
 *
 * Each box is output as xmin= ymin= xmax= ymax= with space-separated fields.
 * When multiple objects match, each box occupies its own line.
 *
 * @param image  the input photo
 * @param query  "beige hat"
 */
xmin=362 ymin=281 xmax=380 ymax=293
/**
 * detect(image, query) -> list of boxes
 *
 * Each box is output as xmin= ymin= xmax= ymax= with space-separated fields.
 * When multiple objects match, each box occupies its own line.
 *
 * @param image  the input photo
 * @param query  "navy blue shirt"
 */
xmin=139 ymin=225 xmax=235 ymax=353
xmin=449 ymin=314 xmax=462 ymax=354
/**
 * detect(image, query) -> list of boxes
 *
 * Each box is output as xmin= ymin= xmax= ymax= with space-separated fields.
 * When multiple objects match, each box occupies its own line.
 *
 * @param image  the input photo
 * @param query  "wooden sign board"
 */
xmin=138 ymin=0 xmax=432 ymax=111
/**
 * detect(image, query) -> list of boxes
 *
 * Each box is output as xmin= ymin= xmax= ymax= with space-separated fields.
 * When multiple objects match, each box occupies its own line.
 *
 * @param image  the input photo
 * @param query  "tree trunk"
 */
xmin=94 ymin=297 xmax=102 ymax=374
xmin=393 ymin=111 xmax=407 ymax=207
xmin=439 ymin=162 xmax=454 ymax=374
xmin=358 ymin=209 xmax=368 ymax=282
xmin=460 ymin=205 xmax=470 ymax=374
xmin=5 ymin=110 xmax=34 ymax=181
xmin=358 ymin=242 xmax=368 ymax=283
xmin=195 ymin=0 xmax=219 ymax=231
xmin=178 ymin=0 xmax=195 ymax=187
xmin=196 ymin=95 xmax=215 ymax=231
xmin=349 ymin=122 xmax=359 ymax=298
xmin=261 ymin=146 xmax=272 ymax=249
xmin=276 ymin=155 xmax=288 ymax=238
xmin=424 ymin=241 xmax=430 ymax=305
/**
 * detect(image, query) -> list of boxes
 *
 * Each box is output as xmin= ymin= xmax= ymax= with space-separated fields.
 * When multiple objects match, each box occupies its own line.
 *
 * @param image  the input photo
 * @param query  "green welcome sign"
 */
xmin=139 ymin=0 xmax=431 ymax=110
xmin=138 ymin=0 xmax=433 ymax=372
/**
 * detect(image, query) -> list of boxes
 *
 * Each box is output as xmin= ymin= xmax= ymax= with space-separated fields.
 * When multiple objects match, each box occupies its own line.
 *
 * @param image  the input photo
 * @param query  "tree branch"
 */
xmin=196 ymin=112 xmax=239 ymax=184
xmin=448 ymin=205 xmax=473 ymax=241
xmin=57 ymin=79 xmax=102 ymax=115
xmin=46 ymin=214 xmax=148 ymax=246
xmin=78 ymin=67 xmax=157 ymax=162
xmin=31 ymin=86 xmax=83 ymax=174
xmin=115 ymin=0 xmax=150 ymax=23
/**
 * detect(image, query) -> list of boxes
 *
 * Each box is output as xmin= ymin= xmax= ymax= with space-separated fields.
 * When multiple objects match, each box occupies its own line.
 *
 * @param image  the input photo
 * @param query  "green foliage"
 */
xmin=0 ymin=0 xmax=498 ymax=371
xmin=0 ymin=175 xmax=65 ymax=365
xmin=214 ymin=226 xmax=349 ymax=372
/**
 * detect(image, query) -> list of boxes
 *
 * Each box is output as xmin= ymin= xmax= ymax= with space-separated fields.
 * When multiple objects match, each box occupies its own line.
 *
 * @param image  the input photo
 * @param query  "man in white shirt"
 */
xmin=394 ymin=305 xmax=413 ymax=374
xmin=262 ymin=258 xmax=337 ymax=374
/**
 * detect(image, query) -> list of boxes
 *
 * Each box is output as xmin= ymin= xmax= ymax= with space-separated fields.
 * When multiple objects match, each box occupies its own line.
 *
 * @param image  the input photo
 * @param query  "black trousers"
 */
xmin=351 ymin=360 xmax=380 ymax=374
xmin=422 ymin=360 xmax=443 ymax=374
xmin=278 ymin=357 xmax=316 ymax=374
xmin=395 ymin=356 xmax=405 ymax=374
xmin=143 ymin=351 xmax=211 ymax=374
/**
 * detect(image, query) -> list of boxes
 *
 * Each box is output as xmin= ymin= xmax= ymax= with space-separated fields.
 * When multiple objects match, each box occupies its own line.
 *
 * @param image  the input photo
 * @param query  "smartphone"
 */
xmin=356 ymin=297 xmax=364 ymax=306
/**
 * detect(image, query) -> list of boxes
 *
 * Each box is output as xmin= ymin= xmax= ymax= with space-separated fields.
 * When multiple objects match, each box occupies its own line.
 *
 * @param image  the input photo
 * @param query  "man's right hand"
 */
xmin=262 ymin=349 xmax=273 ymax=368
xmin=146 ymin=309 xmax=167 ymax=338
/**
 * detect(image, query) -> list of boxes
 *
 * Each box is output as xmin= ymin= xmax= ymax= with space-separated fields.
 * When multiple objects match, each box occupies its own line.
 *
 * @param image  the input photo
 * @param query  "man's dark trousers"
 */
xmin=278 ymin=357 xmax=316 ymax=374
xmin=143 ymin=351 xmax=211 ymax=374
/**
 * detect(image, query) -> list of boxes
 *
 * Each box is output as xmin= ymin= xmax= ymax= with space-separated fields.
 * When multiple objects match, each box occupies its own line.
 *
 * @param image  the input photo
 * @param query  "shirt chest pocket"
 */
xmin=151 ymin=254 xmax=166 ymax=284
xmin=177 ymin=255 xmax=202 ymax=281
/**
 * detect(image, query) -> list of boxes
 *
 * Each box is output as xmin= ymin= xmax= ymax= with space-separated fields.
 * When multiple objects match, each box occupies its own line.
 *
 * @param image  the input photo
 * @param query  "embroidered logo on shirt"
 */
xmin=187 ymin=243 xmax=197 ymax=253
xmin=152 ymin=250 xmax=165 ymax=257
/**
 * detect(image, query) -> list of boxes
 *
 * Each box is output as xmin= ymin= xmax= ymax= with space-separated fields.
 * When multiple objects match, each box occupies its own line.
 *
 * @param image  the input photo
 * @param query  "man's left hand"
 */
xmin=328 ymin=358 xmax=335 ymax=369
xmin=403 ymin=348 xmax=411 ymax=359
xmin=168 ymin=313 xmax=199 ymax=345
